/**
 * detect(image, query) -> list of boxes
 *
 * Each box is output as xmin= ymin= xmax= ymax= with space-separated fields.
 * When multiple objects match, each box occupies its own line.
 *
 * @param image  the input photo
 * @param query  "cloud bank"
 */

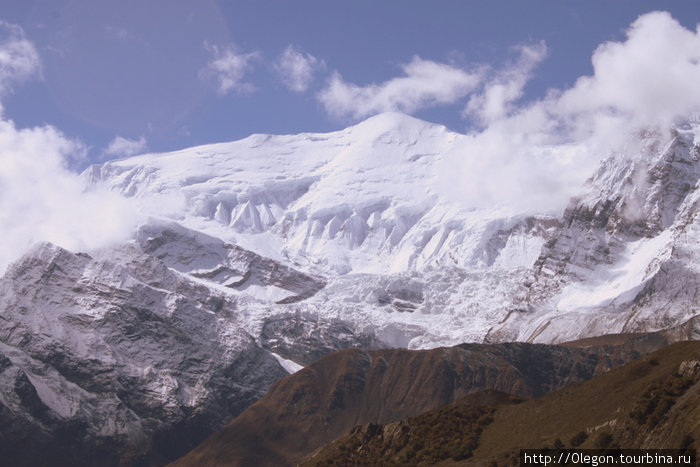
xmin=555 ymin=11 xmax=700 ymax=132
xmin=442 ymin=11 xmax=700 ymax=214
xmin=0 ymin=119 xmax=140 ymax=274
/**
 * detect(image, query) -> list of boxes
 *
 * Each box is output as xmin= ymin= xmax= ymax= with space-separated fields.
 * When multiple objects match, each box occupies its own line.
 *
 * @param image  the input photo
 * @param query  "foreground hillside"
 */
xmin=305 ymin=341 xmax=700 ymax=466
xmin=172 ymin=334 xmax=673 ymax=466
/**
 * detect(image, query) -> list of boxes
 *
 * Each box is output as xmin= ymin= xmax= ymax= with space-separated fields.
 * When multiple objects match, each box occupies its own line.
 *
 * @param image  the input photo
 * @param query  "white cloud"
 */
xmin=102 ymin=135 xmax=147 ymax=159
xmin=274 ymin=45 xmax=324 ymax=93
xmin=557 ymin=11 xmax=700 ymax=131
xmin=0 ymin=119 xmax=140 ymax=275
xmin=441 ymin=11 xmax=700 ymax=215
xmin=318 ymin=56 xmax=482 ymax=120
xmin=0 ymin=21 xmax=41 ymax=96
xmin=465 ymin=41 xmax=547 ymax=125
xmin=0 ymin=23 xmax=140 ymax=274
xmin=200 ymin=42 xmax=259 ymax=95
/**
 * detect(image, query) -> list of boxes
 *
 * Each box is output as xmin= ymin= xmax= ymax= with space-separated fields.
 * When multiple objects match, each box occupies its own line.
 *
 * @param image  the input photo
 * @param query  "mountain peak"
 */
xmin=347 ymin=111 xmax=448 ymax=136
xmin=4 ymin=241 xmax=88 ymax=280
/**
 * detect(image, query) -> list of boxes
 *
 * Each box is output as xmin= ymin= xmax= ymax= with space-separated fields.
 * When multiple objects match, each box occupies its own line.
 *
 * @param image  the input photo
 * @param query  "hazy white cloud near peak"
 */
xmin=464 ymin=41 xmax=548 ymax=125
xmin=0 ymin=21 xmax=41 ymax=97
xmin=317 ymin=56 xmax=483 ymax=121
xmin=442 ymin=11 xmax=700 ymax=215
xmin=556 ymin=11 xmax=700 ymax=132
xmin=102 ymin=135 xmax=147 ymax=159
xmin=274 ymin=45 xmax=324 ymax=93
xmin=200 ymin=41 xmax=260 ymax=95
xmin=0 ymin=119 xmax=140 ymax=275
xmin=0 ymin=22 xmax=139 ymax=274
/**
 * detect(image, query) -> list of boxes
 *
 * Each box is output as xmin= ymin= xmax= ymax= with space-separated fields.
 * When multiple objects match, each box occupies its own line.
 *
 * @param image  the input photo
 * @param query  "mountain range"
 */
xmin=86 ymin=111 xmax=700 ymax=347
xmin=1 ymin=112 xmax=699 ymax=464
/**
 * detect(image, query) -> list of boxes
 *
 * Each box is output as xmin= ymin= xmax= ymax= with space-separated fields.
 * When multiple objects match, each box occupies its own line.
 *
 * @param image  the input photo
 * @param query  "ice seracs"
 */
xmin=86 ymin=112 xmax=505 ymax=275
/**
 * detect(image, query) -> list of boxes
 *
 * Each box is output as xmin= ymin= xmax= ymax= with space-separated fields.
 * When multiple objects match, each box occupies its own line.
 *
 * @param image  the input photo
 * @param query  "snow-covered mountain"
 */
xmin=85 ymin=112 xmax=546 ymax=275
xmin=2 ymin=111 xmax=700 ymax=463
xmin=84 ymin=112 xmax=700 ymax=348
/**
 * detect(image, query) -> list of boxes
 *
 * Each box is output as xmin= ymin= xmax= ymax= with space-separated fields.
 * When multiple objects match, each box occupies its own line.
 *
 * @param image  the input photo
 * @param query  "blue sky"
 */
xmin=1 ymin=1 xmax=699 ymax=166
xmin=2 ymin=1 xmax=700 ymax=272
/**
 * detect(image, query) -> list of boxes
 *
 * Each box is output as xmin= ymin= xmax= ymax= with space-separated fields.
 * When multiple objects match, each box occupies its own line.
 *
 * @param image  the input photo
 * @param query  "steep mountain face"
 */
xmin=0 ymin=236 xmax=295 ymax=465
xmin=130 ymin=221 xmax=378 ymax=362
xmin=490 ymin=125 xmax=700 ymax=343
xmin=84 ymin=112 xmax=700 ymax=348
xmin=172 ymin=336 xmax=669 ymax=467
xmin=134 ymin=221 xmax=326 ymax=304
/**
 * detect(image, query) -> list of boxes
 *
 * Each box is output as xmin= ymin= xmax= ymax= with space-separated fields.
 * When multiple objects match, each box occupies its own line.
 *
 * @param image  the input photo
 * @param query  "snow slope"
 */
xmin=0 ymin=239 xmax=290 ymax=464
xmin=86 ymin=113 xmax=548 ymax=276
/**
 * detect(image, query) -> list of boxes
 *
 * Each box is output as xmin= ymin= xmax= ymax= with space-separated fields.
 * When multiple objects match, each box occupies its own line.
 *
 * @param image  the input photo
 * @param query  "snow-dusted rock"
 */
xmin=134 ymin=220 xmax=326 ymax=303
xmin=489 ymin=125 xmax=700 ymax=342
xmin=0 ymin=241 xmax=289 ymax=465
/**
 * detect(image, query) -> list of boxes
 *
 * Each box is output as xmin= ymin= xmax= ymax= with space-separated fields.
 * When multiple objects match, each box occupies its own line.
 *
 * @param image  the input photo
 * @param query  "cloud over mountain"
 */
xmin=442 ymin=11 xmax=700 ymax=214
xmin=0 ymin=22 xmax=139 ymax=274
xmin=317 ymin=56 xmax=482 ymax=120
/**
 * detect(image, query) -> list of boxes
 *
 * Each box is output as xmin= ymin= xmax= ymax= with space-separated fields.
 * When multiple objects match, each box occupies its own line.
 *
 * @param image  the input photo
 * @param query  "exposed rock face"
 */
xmin=172 ymin=336 xmax=667 ymax=467
xmin=488 ymin=126 xmax=700 ymax=342
xmin=259 ymin=312 xmax=384 ymax=366
xmin=0 ymin=240 xmax=289 ymax=466
xmin=135 ymin=221 xmax=326 ymax=304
